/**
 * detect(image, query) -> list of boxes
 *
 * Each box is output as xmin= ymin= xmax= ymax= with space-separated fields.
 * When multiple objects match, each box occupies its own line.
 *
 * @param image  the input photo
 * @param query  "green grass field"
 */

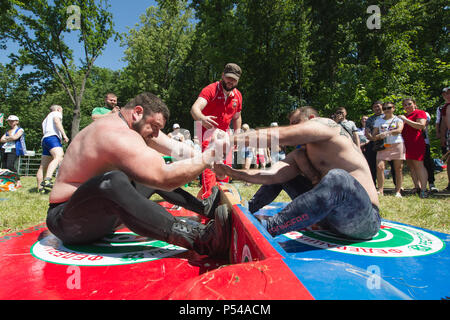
xmin=1 ymin=171 xmax=449 ymax=235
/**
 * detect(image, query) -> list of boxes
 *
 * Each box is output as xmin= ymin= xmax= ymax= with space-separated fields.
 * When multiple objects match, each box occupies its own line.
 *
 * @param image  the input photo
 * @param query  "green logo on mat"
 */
xmin=31 ymin=232 xmax=187 ymax=266
xmin=283 ymin=221 xmax=445 ymax=257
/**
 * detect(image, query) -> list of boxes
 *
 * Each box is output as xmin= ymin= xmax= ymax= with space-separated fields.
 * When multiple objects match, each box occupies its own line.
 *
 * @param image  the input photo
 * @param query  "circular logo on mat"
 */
xmin=283 ymin=221 xmax=445 ymax=257
xmin=31 ymin=232 xmax=187 ymax=266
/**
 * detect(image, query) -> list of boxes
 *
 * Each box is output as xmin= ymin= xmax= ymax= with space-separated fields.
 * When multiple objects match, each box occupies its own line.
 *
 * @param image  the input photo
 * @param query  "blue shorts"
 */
xmin=42 ymin=135 xmax=62 ymax=156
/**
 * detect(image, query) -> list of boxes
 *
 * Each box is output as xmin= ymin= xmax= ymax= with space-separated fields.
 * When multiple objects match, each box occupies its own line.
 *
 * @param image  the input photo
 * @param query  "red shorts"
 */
xmin=256 ymin=154 xmax=265 ymax=165
xmin=199 ymin=132 xmax=233 ymax=199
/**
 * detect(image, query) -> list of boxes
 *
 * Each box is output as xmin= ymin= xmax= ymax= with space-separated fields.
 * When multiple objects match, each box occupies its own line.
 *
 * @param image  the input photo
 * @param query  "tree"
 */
xmin=122 ymin=0 xmax=196 ymax=128
xmin=3 ymin=0 xmax=117 ymax=138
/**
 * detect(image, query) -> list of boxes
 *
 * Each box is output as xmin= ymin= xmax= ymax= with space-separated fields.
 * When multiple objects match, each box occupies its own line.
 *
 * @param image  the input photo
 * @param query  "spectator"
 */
xmin=36 ymin=105 xmax=69 ymax=193
xmin=332 ymin=107 xmax=360 ymax=148
xmin=372 ymin=102 xmax=405 ymax=197
xmin=436 ymin=87 xmax=450 ymax=156
xmin=365 ymin=101 xmax=385 ymax=185
xmin=399 ymin=98 xmax=428 ymax=198
xmin=423 ymin=112 xmax=438 ymax=192
xmin=168 ymin=123 xmax=185 ymax=142
xmin=256 ymin=146 xmax=269 ymax=170
xmin=240 ymin=124 xmax=254 ymax=185
xmin=357 ymin=115 xmax=370 ymax=152
xmin=91 ymin=93 xmax=120 ymax=121
xmin=437 ymin=87 xmax=450 ymax=191
xmin=268 ymin=122 xmax=286 ymax=163
xmin=190 ymin=63 xmax=243 ymax=198
xmin=0 ymin=115 xmax=26 ymax=187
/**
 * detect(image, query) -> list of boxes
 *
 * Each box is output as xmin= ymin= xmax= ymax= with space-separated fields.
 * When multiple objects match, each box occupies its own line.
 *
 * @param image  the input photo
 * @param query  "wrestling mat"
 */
xmin=0 ymin=183 xmax=449 ymax=300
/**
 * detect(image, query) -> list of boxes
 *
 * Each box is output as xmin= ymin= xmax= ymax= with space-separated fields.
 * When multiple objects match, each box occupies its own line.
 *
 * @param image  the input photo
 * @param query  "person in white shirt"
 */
xmin=36 ymin=105 xmax=69 ymax=193
xmin=372 ymin=102 xmax=405 ymax=197
xmin=168 ymin=123 xmax=185 ymax=142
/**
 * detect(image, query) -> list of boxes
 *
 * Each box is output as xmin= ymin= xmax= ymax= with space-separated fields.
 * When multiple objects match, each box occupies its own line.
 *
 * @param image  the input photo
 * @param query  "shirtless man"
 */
xmin=214 ymin=106 xmax=380 ymax=240
xmin=47 ymin=92 xmax=230 ymax=257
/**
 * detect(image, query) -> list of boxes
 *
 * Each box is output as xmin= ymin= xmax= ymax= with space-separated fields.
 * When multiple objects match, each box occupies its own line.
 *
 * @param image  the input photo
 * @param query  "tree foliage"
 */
xmin=2 ymin=0 xmax=117 ymax=138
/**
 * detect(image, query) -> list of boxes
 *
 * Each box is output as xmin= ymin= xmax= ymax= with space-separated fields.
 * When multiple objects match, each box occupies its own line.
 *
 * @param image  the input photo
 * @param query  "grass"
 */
xmin=1 ymin=170 xmax=449 ymax=235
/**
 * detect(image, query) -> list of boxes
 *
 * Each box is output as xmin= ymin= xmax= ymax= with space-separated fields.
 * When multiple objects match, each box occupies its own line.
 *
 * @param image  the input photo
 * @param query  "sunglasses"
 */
xmin=382 ymin=106 xmax=393 ymax=111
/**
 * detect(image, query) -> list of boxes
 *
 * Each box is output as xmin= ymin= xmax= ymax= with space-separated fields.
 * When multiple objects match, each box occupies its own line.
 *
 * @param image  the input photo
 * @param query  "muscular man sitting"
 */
xmin=215 ymin=106 xmax=380 ymax=240
xmin=46 ymin=92 xmax=230 ymax=257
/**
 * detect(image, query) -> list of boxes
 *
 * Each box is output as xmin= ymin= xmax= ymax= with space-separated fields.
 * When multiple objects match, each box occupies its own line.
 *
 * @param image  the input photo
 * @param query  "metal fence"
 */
xmin=17 ymin=152 xmax=41 ymax=176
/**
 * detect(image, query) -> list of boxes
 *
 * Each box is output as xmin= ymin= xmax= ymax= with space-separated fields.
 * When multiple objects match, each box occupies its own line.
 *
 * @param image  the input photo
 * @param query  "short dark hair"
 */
xmin=105 ymin=92 xmax=117 ymax=99
xmin=124 ymin=92 xmax=170 ymax=121
xmin=402 ymin=98 xmax=416 ymax=104
xmin=372 ymin=101 xmax=383 ymax=107
xmin=290 ymin=106 xmax=319 ymax=121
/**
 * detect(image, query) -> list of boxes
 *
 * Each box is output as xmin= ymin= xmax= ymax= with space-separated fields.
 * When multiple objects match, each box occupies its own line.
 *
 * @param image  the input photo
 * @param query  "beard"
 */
xmin=106 ymin=101 xmax=117 ymax=109
xmin=221 ymin=79 xmax=237 ymax=92
xmin=132 ymin=118 xmax=146 ymax=136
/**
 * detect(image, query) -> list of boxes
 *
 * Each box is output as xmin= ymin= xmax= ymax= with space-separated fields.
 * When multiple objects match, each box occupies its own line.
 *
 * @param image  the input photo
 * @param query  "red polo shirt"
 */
xmin=199 ymin=81 xmax=242 ymax=133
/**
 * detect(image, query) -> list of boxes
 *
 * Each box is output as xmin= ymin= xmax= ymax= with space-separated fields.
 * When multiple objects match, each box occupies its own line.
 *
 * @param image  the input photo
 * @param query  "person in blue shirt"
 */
xmin=0 ymin=115 xmax=26 ymax=187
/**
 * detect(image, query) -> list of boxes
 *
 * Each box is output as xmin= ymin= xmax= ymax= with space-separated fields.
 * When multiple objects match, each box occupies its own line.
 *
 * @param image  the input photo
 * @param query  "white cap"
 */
xmin=270 ymin=122 xmax=278 ymax=127
xmin=7 ymin=115 xmax=19 ymax=121
xmin=173 ymin=123 xmax=180 ymax=129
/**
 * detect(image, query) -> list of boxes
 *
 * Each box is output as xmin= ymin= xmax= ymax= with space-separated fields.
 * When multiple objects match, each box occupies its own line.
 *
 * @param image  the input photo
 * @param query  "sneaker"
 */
xmin=38 ymin=188 xmax=46 ymax=194
xmin=395 ymin=192 xmax=402 ymax=198
xmin=419 ymin=190 xmax=428 ymax=199
xmin=429 ymin=184 xmax=438 ymax=193
xmin=41 ymin=178 xmax=53 ymax=190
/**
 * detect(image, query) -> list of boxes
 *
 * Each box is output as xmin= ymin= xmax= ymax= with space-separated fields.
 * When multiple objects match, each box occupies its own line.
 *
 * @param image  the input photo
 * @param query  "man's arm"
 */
xmin=214 ymin=151 xmax=301 ymax=185
xmin=399 ymin=115 xmax=426 ymax=130
xmin=53 ymin=116 xmax=69 ymax=143
xmin=232 ymin=112 xmax=242 ymax=133
xmin=0 ymin=129 xmax=23 ymax=142
xmin=232 ymin=118 xmax=336 ymax=149
xmin=445 ymin=110 xmax=450 ymax=133
xmin=146 ymin=130 xmax=200 ymax=160
xmin=190 ymin=97 xmax=218 ymax=129
xmin=108 ymin=129 xmax=216 ymax=191
xmin=352 ymin=131 xmax=360 ymax=148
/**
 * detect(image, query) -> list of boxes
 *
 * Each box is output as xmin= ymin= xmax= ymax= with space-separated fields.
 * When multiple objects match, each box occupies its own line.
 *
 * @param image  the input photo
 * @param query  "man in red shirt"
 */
xmin=399 ymin=98 xmax=428 ymax=198
xmin=190 ymin=63 xmax=243 ymax=198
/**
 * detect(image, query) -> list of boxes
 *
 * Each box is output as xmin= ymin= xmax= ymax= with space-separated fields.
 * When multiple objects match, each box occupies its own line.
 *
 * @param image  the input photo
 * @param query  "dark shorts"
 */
xmin=42 ymin=135 xmax=62 ymax=156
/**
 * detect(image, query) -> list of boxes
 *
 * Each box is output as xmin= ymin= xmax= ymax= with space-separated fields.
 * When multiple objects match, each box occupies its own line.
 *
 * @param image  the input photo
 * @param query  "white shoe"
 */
xmin=395 ymin=192 xmax=402 ymax=198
